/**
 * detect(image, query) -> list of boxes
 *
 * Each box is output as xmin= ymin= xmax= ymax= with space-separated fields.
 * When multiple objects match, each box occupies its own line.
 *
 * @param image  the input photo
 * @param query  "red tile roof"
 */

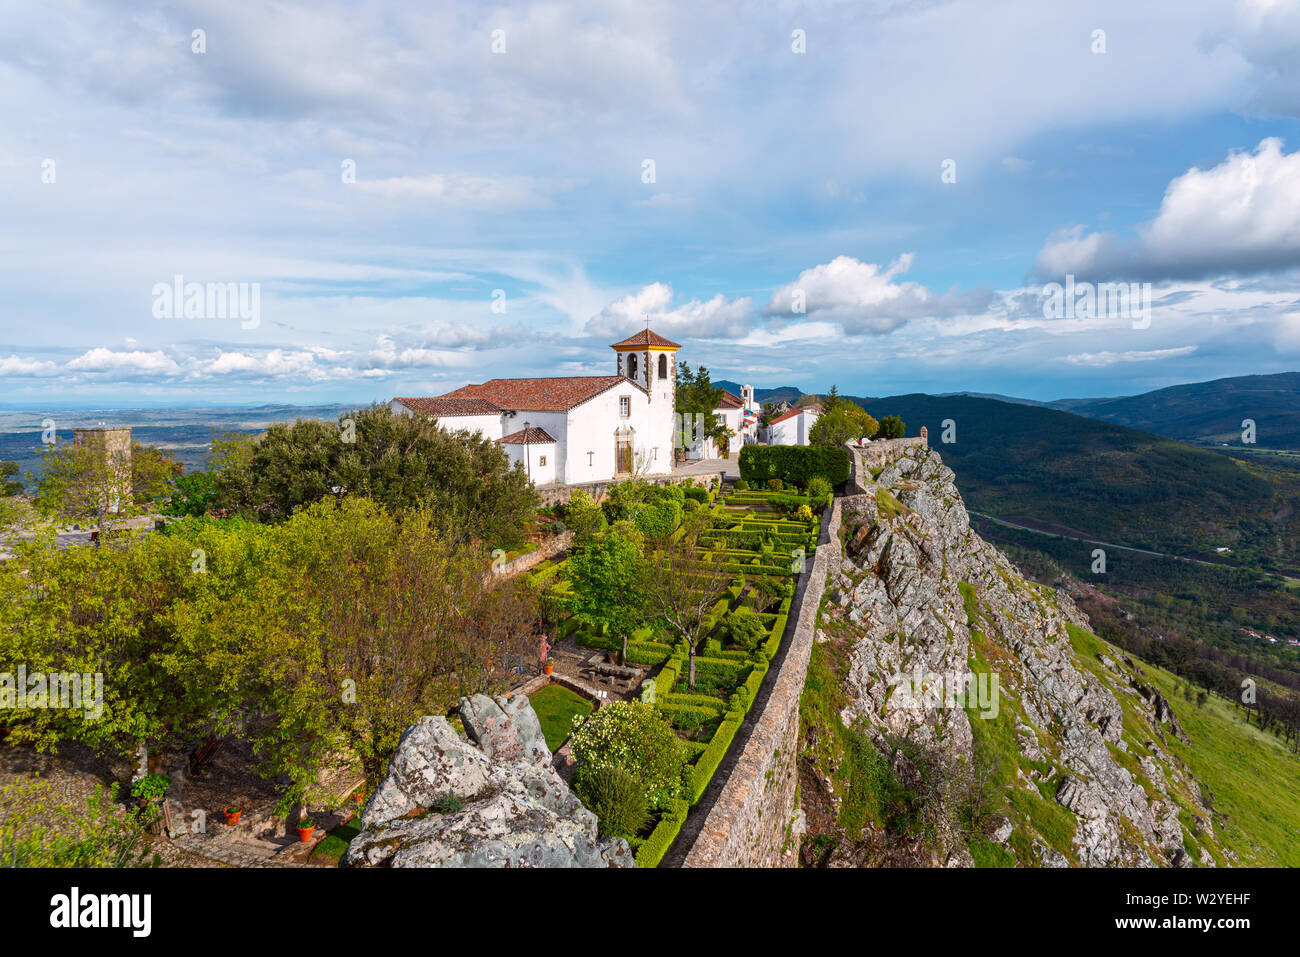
xmin=716 ymin=390 xmax=744 ymax=409
xmin=399 ymin=375 xmax=644 ymax=415
xmin=498 ymin=426 xmax=557 ymax=445
xmin=394 ymin=396 xmax=501 ymax=416
xmin=610 ymin=328 xmax=682 ymax=350
xmin=768 ymin=403 xmax=822 ymax=426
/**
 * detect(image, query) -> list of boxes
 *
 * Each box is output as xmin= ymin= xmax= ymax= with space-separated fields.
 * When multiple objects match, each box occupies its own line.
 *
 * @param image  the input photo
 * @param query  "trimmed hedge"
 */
xmin=661 ymin=692 xmax=728 ymax=712
xmin=738 ymin=445 xmax=850 ymax=488
xmin=636 ymin=798 xmax=689 ymax=868
xmin=626 ymin=641 xmax=673 ymax=666
xmin=689 ymin=716 xmax=743 ymax=804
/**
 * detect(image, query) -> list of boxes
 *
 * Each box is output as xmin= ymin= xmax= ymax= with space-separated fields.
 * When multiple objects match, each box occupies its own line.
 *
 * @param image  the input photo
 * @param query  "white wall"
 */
xmin=767 ymin=408 xmax=819 ymax=446
xmin=562 ymin=384 xmax=673 ymax=484
xmin=508 ymin=442 xmax=558 ymax=485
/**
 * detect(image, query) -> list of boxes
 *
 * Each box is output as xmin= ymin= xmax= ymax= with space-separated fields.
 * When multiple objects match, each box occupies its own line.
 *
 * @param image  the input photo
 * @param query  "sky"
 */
xmin=2 ymin=0 xmax=1300 ymax=407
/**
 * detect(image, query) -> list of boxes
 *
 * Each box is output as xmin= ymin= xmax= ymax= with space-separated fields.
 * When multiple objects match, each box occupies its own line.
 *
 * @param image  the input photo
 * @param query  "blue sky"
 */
xmin=3 ymin=0 xmax=1300 ymax=407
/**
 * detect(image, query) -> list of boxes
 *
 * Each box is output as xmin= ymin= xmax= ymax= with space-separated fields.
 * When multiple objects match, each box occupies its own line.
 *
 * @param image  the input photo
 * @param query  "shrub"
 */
xmin=565 ymin=490 xmax=606 ymax=540
xmin=795 ymin=504 xmax=813 ymax=523
xmin=570 ymin=702 xmax=686 ymax=806
xmin=765 ymin=478 xmax=784 ymax=492
xmin=575 ymin=766 xmax=651 ymax=840
xmin=807 ymin=476 xmax=832 ymax=499
xmin=739 ymin=445 xmax=851 ymax=489
xmin=722 ymin=607 xmax=767 ymax=653
xmin=733 ymin=480 xmax=749 ymax=492
xmin=682 ymin=487 xmax=709 ymax=504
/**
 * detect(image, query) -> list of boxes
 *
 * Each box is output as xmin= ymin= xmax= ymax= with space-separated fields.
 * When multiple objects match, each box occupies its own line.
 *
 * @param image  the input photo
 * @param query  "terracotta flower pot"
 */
xmin=544 ymin=664 xmax=554 ymax=675
xmin=297 ymin=823 xmax=315 ymax=842
xmin=223 ymin=807 xmax=241 ymax=826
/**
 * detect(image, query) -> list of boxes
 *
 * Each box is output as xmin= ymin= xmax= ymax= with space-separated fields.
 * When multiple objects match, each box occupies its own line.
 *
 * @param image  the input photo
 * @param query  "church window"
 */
xmin=658 ymin=354 xmax=668 ymax=379
xmin=539 ymin=455 xmax=547 ymax=467
xmin=627 ymin=353 xmax=638 ymax=379
xmin=619 ymin=396 xmax=630 ymax=417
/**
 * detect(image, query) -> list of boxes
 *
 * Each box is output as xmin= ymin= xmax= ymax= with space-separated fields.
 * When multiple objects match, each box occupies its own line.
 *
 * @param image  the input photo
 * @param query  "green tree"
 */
xmin=163 ymin=471 xmax=218 ymax=517
xmin=565 ymin=528 xmax=647 ymax=664
xmin=877 ymin=415 xmax=906 ymax=439
xmin=675 ymin=363 xmax=733 ymax=454
xmin=211 ymin=404 xmax=539 ymax=549
xmin=810 ymin=399 xmax=879 ymax=447
xmin=33 ymin=440 xmax=178 ymax=540
xmin=0 ymin=461 xmax=23 ymax=497
xmin=641 ymin=516 xmax=733 ymax=689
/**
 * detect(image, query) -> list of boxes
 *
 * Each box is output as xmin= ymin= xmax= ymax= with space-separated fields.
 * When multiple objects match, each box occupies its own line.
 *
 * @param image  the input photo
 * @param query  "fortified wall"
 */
xmin=678 ymin=431 xmax=924 ymax=866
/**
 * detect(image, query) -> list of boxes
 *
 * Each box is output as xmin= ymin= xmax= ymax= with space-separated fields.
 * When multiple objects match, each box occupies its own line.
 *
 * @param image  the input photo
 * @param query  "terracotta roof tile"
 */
xmin=498 ymin=426 xmax=557 ymax=445
xmin=716 ymin=390 xmax=744 ymax=409
xmin=768 ymin=403 xmax=822 ymax=426
xmin=400 ymin=375 xmax=644 ymax=415
xmin=610 ymin=328 xmax=682 ymax=350
xmin=394 ymin=396 xmax=501 ymax=416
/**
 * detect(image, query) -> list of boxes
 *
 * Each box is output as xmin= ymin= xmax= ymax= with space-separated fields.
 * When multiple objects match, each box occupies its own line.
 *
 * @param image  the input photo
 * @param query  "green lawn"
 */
xmin=308 ymin=819 xmax=361 ymax=865
xmin=528 ymin=683 xmax=593 ymax=752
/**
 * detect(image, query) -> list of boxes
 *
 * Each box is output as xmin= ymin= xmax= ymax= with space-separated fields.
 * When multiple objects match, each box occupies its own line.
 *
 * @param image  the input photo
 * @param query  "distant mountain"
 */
xmin=842 ymin=392 xmax=1300 ymax=574
xmin=713 ymin=380 xmax=803 ymax=404
xmin=934 ymin=391 xmax=1056 ymax=408
xmin=1056 ymin=372 xmax=1300 ymax=449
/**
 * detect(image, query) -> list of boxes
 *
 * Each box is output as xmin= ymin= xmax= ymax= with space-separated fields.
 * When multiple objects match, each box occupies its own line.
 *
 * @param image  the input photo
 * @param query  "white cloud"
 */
xmin=764 ymin=255 xmax=993 ymax=334
xmin=585 ymin=283 xmax=754 ymax=340
xmin=66 ymin=348 xmax=180 ymax=374
xmin=1065 ymin=346 xmax=1199 ymax=366
xmin=0 ymin=355 xmax=60 ymax=377
xmin=1035 ymin=138 xmax=1300 ymax=279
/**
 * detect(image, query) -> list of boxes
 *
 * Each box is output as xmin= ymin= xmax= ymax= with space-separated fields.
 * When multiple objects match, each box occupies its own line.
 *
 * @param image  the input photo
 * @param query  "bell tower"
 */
xmin=610 ymin=327 xmax=681 ymax=409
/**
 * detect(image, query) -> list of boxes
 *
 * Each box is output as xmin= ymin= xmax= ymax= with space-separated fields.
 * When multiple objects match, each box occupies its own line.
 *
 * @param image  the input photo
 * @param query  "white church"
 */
xmin=393 ymin=329 xmax=758 ymax=486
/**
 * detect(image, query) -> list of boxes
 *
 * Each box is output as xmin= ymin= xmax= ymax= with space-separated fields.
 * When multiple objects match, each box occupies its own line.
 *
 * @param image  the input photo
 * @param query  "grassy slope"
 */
xmin=1065 ymin=623 xmax=1300 ymax=867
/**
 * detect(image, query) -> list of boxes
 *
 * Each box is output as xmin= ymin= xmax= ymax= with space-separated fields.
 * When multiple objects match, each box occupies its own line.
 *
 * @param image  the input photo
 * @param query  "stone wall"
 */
xmin=854 ymin=435 xmax=927 ymax=469
xmin=536 ymin=472 xmax=721 ymax=507
xmin=495 ymin=530 xmax=573 ymax=579
xmin=681 ymin=492 xmax=843 ymax=868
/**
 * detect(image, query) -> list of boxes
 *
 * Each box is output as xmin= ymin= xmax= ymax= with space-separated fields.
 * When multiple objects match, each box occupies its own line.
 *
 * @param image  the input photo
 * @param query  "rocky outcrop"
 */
xmin=812 ymin=446 xmax=1218 ymax=868
xmin=344 ymin=694 xmax=633 ymax=868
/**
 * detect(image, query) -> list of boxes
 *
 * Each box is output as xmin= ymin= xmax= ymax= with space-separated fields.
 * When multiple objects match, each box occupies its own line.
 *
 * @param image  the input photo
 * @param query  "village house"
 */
xmin=764 ymin=402 xmax=822 ymax=446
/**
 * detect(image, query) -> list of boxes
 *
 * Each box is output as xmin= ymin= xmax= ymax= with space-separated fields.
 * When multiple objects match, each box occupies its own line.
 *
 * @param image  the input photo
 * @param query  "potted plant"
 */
xmin=544 ymin=656 xmax=555 ymax=676
xmin=223 ymin=805 xmax=241 ymax=826
xmin=130 ymin=774 xmax=171 ymax=835
xmin=297 ymin=817 xmax=316 ymax=842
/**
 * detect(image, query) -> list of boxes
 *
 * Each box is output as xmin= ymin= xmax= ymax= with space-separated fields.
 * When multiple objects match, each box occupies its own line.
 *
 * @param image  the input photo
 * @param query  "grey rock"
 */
xmin=347 ymin=703 xmax=633 ymax=868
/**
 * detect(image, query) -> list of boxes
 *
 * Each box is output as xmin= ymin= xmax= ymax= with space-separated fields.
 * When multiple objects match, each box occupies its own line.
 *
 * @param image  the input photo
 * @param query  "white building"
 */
xmin=765 ymin=402 xmax=822 ymax=446
xmin=692 ymin=387 xmax=758 ymax=459
xmin=392 ymin=329 xmax=682 ymax=486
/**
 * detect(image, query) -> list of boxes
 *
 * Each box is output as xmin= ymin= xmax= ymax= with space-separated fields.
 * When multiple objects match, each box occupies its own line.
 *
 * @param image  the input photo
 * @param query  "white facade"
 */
xmin=392 ymin=331 xmax=681 ymax=486
xmin=765 ymin=404 xmax=821 ymax=446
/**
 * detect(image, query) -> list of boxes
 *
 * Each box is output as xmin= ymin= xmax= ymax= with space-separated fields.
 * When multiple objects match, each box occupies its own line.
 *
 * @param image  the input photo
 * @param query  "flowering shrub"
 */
xmin=569 ymin=701 xmax=686 ymax=806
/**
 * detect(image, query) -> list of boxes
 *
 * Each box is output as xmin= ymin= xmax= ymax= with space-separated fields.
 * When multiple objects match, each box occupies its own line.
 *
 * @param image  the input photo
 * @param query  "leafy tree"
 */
xmin=641 ymin=516 xmax=733 ymax=689
xmin=675 ymin=363 xmax=733 ymax=454
xmin=563 ymin=489 xmax=607 ymax=542
xmin=0 ymin=780 xmax=160 ymax=868
xmin=33 ymin=440 xmax=178 ymax=539
xmin=162 ymin=471 xmax=218 ymax=517
xmin=565 ymin=528 xmax=647 ymax=664
xmin=877 ymin=415 xmax=906 ymax=439
xmin=810 ymin=398 xmax=879 ymax=447
xmin=0 ymin=461 xmax=23 ymax=497
xmin=211 ymin=404 xmax=539 ymax=549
